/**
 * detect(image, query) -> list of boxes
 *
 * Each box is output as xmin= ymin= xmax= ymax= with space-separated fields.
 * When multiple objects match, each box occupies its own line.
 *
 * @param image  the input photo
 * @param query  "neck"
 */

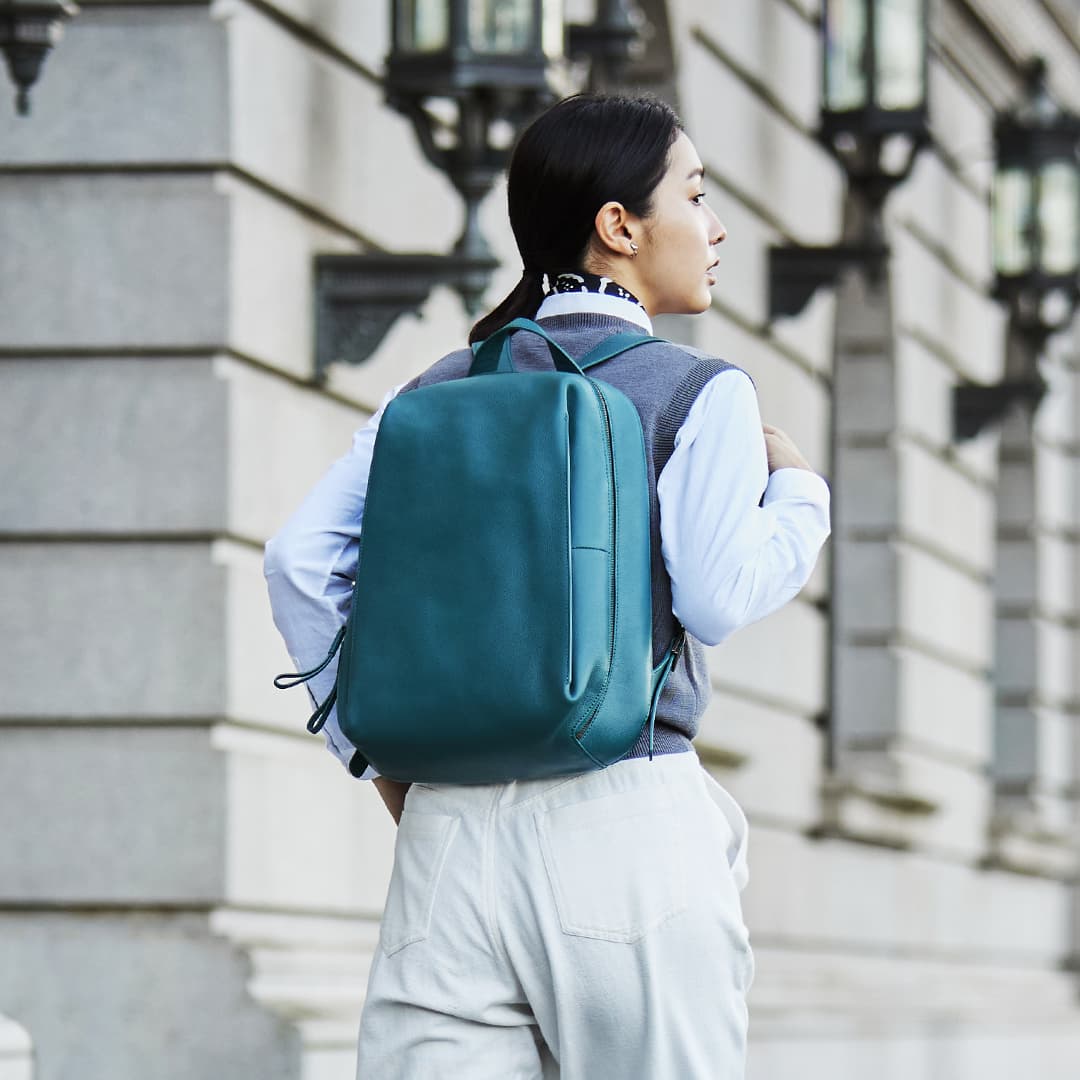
xmin=548 ymin=270 xmax=642 ymax=306
xmin=583 ymin=258 xmax=647 ymax=310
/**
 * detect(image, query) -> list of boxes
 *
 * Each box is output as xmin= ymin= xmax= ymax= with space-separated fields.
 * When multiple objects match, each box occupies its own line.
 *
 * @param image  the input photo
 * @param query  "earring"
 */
xmin=629 ymin=242 xmax=638 ymax=257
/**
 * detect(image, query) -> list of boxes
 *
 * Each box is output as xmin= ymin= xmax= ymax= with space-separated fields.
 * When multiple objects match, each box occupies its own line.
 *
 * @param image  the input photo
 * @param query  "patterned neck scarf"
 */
xmin=544 ymin=270 xmax=643 ymax=308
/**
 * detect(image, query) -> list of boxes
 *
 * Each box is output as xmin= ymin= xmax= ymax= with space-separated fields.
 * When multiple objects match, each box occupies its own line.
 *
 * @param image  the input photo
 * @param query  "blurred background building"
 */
xmin=1 ymin=1 xmax=1079 ymax=1078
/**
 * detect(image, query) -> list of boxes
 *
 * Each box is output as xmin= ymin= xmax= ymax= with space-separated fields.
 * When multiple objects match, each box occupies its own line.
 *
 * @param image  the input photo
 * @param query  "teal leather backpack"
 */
xmin=275 ymin=318 xmax=684 ymax=783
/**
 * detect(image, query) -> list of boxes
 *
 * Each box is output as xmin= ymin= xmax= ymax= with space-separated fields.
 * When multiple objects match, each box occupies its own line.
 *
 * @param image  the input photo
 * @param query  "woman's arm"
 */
xmin=264 ymin=385 xmax=402 ymax=779
xmin=657 ymin=368 xmax=831 ymax=645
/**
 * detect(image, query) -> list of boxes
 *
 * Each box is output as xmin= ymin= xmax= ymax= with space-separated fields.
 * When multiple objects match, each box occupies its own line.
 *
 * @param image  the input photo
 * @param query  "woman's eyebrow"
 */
xmin=687 ymin=166 xmax=705 ymax=181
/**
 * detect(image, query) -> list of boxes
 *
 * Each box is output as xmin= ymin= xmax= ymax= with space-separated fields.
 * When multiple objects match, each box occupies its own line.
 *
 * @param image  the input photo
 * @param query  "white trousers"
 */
xmin=356 ymin=750 xmax=753 ymax=1080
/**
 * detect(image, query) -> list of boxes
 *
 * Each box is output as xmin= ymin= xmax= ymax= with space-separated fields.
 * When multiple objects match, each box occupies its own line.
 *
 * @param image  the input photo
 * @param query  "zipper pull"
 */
xmin=306 ymin=685 xmax=338 ymax=734
xmin=648 ymin=630 xmax=682 ymax=760
xmin=670 ymin=630 xmax=686 ymax=672
xmin=647 ymin=632 xmax=686 ymax=761
xmin=273 ymin=626 xmax=346 ymax=690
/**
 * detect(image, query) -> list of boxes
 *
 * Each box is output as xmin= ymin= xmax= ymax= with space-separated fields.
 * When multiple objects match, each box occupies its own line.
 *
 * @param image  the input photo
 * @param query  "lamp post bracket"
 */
xmin=952 ymin=374 xmax=1048 ymax=442
xmin=314 ymin=250 xmax=499 ymax=381
xmin=768 ymin=242 xmax=889 ymax=321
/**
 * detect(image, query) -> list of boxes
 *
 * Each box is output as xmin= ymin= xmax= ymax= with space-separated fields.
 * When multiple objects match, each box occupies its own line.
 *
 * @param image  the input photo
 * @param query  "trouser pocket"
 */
xmin=379 ymin=811 xmax=459 ymax=956
xmin=700 ymin=769 xmax=750 ymax=892
xmin=697 ymin=769 xmax=754 ymax=991
xmin=536 ymin=782 xmax=686 ymax=943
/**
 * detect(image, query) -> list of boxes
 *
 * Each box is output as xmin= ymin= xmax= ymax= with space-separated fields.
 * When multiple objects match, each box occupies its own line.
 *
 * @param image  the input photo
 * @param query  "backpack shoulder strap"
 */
xmin=578 ymin=332 xmax=663 ymax=371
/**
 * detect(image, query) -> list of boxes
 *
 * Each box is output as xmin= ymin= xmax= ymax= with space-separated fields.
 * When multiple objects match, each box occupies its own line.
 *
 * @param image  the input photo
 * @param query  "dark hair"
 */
xmin=469 ymin=94 xmax=683 ymax=344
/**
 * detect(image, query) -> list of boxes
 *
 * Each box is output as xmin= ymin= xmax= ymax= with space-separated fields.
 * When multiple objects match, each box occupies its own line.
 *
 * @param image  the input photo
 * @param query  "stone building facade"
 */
xmin=0 ymin=1 xmax=1078 ymax=1078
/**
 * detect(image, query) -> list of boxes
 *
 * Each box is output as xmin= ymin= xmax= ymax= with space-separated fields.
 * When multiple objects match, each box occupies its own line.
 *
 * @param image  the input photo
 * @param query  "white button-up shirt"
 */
xmin=264 ymin=293 xmax=832 ymax=776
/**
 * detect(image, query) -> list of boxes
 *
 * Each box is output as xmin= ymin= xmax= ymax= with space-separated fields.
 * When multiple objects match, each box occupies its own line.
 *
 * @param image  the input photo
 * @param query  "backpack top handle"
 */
xmin=469 ymin=317 xmax=661 ymax=378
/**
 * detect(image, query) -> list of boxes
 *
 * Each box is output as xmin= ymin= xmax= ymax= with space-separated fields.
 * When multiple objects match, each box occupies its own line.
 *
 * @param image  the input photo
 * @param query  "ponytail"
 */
xmin=469 ymin=270 xmax=545 ymax=345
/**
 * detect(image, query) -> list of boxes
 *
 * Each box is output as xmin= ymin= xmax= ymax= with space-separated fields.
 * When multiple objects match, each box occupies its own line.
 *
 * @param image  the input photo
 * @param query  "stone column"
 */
xmin=988 ymin=325 xmax=1078 ymax=879
xmin=824 ymin=191 xmax=997 ymax=862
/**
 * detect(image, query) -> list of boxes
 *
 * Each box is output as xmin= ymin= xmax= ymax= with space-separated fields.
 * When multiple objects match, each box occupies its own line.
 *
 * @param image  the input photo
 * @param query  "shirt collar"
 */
xmin=535 ymin=290 xmax=654 ymax=334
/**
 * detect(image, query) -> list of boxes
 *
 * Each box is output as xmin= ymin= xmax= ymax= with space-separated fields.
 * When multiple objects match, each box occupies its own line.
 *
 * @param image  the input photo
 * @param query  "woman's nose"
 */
xmin=710 ymin=209 xmax=726 ymax=245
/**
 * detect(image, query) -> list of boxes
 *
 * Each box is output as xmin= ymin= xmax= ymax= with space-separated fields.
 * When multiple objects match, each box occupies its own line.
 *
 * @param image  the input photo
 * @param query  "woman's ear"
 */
xmin=593 ymin=201 xmax=639 ymax=261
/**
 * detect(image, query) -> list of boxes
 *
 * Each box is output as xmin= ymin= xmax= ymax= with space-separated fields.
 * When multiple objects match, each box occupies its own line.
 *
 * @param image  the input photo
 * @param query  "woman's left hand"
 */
xmin=763 ymin=424 xmax=812 ymax=473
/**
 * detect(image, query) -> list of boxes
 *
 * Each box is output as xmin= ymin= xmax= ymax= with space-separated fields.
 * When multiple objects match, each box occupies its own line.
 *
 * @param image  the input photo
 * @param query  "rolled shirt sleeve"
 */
xmin=263 ymin=385 xmax=401 ymax=777
xmin=657 ymin=368 xmax=831 ymax=647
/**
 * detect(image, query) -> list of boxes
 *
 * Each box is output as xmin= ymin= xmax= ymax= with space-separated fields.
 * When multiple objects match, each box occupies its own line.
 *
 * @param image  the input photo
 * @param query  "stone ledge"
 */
xmin=697 ymin=744 xmax=751 ymax=771
xmin=984 ymin=803 xmax=1079 ymax=879
xmin=816 ymin=740 xmax=992 ymax=862
xmin=0 ymin=1016 xmax=32 ymax=1080
xmin=814 ymin=713 xmax=1012 ymax=858
xmin=747 ymin=942 xmax=1080 ymax=1024
xmin=817 ymin=767 xmax=941 ymax=851
xmin=211 ymin=907 xmax=377 ymax=1054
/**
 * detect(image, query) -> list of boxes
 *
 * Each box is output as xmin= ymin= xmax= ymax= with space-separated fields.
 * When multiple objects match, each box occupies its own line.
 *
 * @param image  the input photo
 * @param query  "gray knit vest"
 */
xmin=403 ymin=312 xmax=737 ymax=760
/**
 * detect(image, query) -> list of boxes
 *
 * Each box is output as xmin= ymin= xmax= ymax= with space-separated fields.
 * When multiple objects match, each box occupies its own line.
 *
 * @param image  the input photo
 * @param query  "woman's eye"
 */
xmin=692 ymin=192 xmax=707 ymax=205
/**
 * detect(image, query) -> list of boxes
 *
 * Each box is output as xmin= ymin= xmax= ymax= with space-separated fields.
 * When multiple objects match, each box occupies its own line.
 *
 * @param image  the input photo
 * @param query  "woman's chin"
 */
xmin=655 ymin=293 xmax=712 ymax=317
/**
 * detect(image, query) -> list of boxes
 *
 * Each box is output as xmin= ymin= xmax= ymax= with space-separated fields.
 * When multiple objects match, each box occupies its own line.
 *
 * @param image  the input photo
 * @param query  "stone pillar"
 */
xmin=824 ymin=194 xmax=996 ymax=862
xmin=988 ymin=326 xmax=1078 ymax=879
xmin=1067 ymin=332 xmax=1080 ymax=978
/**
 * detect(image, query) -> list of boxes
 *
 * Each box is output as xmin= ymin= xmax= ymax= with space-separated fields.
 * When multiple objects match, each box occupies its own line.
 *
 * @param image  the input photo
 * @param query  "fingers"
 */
xmin=762 ymin=423 xmax=789 ymax=439
xmin=762 ymin=423 xmax=812 ymax=473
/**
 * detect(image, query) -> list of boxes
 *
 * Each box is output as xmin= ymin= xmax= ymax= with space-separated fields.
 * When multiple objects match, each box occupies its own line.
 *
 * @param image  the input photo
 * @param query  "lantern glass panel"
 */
xmin=824 ymin=0 xmax=867 ymax=111
xmin=874 ymin=0 xmax=924 ymax=110
xmin=398 ymin=0 xmax=450 ymax=52
xmin=993 ymin=168 xmax=1034 ymax=276
xmin=541 ymin=0 xmax=563 ymax=60
xmin=1039 ymin=161 xmax=1079 ymax=276
xmin=469 ymin=0 xmax=534 ymax=53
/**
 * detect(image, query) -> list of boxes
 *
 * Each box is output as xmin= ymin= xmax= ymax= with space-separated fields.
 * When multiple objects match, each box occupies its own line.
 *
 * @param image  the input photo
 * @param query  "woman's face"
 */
xmin=633 ymin=132 xmax=726 ymax=316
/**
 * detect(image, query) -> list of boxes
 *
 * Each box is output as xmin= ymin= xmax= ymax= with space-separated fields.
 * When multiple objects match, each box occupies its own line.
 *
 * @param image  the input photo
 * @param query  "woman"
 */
xmin=265 ymin=94 xmax=830 ymax=1079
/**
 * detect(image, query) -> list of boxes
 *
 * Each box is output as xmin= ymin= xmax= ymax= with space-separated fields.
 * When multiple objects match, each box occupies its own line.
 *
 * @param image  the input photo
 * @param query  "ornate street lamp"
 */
xmin=314 ymin=0 xmax=562 ymax=378
xmin=820 ymin=0 xmax=928 ymax=159
xmin=0 ymin=0 xmax=77 ymax=116
xmin=769 ymin=0 xmax=930 ymax=318
xmin=954 ymin=59 xmax=1080 ymax=441
xmin=990 ymin=59 xmax=1079 ymax=334
xmin=567 ymin=0 xmax=644 ymax=88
